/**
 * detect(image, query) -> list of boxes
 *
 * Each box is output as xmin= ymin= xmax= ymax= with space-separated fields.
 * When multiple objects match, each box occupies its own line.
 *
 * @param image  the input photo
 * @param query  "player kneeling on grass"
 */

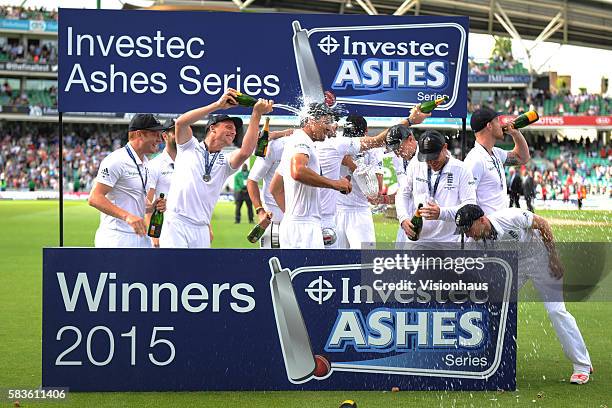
xmin=455 ymin=204 xmax=593 ymax=384
xmin=160 ymin=88 xmax=273 ymax=248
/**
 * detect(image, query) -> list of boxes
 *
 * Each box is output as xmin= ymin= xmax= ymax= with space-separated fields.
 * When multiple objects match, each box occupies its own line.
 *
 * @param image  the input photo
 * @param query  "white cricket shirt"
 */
xmin=248 ymin=138 xmax=286 ymax=221
xmin=393 ymin=154 xmax=418 ymax=223
xmin=488 ymin=208 xmax=537 ymax=243
xmin=94 ymin=142 xmax=150 ymax=234
xmin=166 ymin=136 xmax=238 ymax=226
xmin=398 ymin=157 xmax=477 ymax=242
xmin=148 ymin=149 xmax=175 ymax=198
xmin=464 ymin=143 xmax=509 ymax=215
xmin=278 ymin=130 xmax=321 ymax=222
xmin=315 ymin=136 xmax=361 ymax=216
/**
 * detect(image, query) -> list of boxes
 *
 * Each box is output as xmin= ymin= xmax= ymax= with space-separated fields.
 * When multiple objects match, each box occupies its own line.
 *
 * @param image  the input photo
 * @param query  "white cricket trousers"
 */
xmin=94 ymin=228 xmax=152 ymax=248
xmin=280 ymin=219 xmax=324 ymax=249
xmin=336 ymin=207 xmax=376 ymax=249
xmin=520 ymin=258 xmax=592 ymax=373
xmin=159 ymin=214 xmax=211 ymax=248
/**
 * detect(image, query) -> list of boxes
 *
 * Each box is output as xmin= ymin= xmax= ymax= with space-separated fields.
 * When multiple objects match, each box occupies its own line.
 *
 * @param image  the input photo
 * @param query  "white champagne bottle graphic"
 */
xmin=269 ymin=257 xmax=316 ymax=382
xmin=292 ymin=21 xmax=325 ymax=106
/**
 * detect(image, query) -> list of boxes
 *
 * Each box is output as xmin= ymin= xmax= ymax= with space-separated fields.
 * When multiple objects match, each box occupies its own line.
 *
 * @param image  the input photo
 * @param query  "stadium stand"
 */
xmin=0 ymin=5 xmax=57 ymax=21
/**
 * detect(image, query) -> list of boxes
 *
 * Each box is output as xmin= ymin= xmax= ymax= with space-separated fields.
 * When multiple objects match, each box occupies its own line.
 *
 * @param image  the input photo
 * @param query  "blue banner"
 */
xmin=0 ymin=18 xmax=57 ymax=32
xmin=43 ymin=248 xmax=516 ymax=391
xmin=58 ymin=9 xmax=468 ymax=118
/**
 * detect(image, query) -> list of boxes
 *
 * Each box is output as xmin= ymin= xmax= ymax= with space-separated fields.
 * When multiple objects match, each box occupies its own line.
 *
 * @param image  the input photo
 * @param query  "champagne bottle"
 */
xmin=147 ymin=193 xmax=165 ymax=238
xmin=247 ymin=215 xmax=271 ymax=243
xmin=408 ymin=203 xmax=424 ymax=242
xmin=419 ymin=96 xmax=449 ymax=113
xmin=502 ymin=110 xmax=539 ymax=131
xmin=234 ymin=92 xmax=257 ymax=107
xmin=255 ymin=117 xmax=270 ymax=157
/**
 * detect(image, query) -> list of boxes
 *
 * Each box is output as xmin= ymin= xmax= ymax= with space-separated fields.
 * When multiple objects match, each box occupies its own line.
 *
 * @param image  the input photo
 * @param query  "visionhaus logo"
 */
xmin=268 ymin=256 xmax=514 ymax=386
xmin=292 ymin=19 xmax=467 ymax=112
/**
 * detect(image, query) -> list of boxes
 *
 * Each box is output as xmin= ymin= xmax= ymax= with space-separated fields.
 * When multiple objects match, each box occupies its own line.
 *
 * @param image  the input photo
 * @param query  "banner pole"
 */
xmin=461 ymin=117 xmax=467 ymax=160
xmin=59 ymin=112 xmax=64 ymax=247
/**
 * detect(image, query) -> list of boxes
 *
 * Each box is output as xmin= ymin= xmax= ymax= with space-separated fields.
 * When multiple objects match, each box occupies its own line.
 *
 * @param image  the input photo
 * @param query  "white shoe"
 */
xmin=570 ymin=372 xmax=590 ymax=385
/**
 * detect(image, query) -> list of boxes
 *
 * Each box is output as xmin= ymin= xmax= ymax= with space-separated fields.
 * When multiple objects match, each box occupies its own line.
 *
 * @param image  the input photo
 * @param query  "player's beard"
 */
xmin=168 ymin=138 xmax=177 ymax=152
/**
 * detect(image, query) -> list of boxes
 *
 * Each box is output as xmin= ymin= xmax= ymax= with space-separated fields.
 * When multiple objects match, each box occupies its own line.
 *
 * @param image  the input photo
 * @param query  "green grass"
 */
xmin=0 ymin=201 xmax=611 ymax=407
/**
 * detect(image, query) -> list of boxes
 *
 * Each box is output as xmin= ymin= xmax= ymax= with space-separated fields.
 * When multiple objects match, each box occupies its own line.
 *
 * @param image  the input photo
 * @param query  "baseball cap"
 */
xmin=470 ymin=107 xmax=501 ymax=133
xmin=343 ymin=115 xmax=367 ymax=137
xmin=162 ymin=118 xmax=175 ymax=132
xmin=128 ymin=114 xmax=165 ymax=132
xmin=205 ymin=114 xmax=243 ymax=134
xmin=385 ymin=124 xmax=412 ymax=152
xmin=417 ymin=130 xmax=446 ymax=161
xmin=454 ymin=204 xmax=485 ymax=235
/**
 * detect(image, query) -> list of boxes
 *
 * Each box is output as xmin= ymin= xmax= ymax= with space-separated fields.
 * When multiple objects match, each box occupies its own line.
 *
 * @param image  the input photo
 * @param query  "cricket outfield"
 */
xmin=0 ymin=200 xmax=610 ymax=407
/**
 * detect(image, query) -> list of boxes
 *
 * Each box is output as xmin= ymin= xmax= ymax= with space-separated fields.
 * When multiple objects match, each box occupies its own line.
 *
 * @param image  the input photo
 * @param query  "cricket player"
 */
xmin=317 ymin=106 xmax=432 ymax=248
xmin=391 ymin=135 xmax=420 ymax=247
xmin=160 ymin=89 xmax=273 ymax=248
xmin=89 ymin=114 xmax=166 ymax=248
xmin=465 ymin=107 xmax=530 ymax=214
xmin=146 ymin=119 xmax=176 ymax=247
xmin=335 ymin=115 xmax=384 ymax=249
xmin=396 ymin=130 xmax=477 ymax=246
xmin=247 ymin=135 xmax=289 ymax=248
xmin=455 ymin=204 xmax=593 ymax=384
xmin=269 ymin=103 xmax=352 ymax=249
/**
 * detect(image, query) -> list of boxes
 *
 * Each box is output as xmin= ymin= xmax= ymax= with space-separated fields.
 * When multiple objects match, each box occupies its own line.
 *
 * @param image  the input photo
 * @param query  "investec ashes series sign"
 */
xmin=58 ymin=10 xmax=468 ymax=117
xmin=43 ymin=249 xmax=515 ymax=391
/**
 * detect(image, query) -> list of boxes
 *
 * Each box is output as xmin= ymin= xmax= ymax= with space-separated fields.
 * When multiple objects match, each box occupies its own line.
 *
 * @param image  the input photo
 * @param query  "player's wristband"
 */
xmin=255 ymin=207 xmax=265 ymax=214
xmin=407 ymin=117 xmax=414 ymax=127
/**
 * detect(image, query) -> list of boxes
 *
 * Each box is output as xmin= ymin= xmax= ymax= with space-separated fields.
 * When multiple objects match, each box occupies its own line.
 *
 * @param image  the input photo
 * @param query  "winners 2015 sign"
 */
xmin=43 ymin=249 xmax=516 ymax=391
xmin=58 ymin=10 xmax=468 ymax=117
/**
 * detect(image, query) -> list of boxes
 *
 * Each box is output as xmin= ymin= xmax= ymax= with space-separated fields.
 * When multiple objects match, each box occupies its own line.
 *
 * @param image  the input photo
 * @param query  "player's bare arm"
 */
xmin=269 ymin=128 xmax=294 ymax=140
xmin=174 ymin=88 xmax=239 ymax=145
xmin=247 ymin=179 xmax=272 ymax=223
xmin=532 ymin=214 xmax=564 ymax=279
xmin=270 ymin=172 xmax=285 ymax=212
xmin=291 ymin=153 xmax=351 ymax=193
xmin=504 ymin=126 xmax=530 ymax=166
xmin=230 ymin=99 xmax=274 ymax=169
xmin=341 ymin=155 xmax=357 ymax=173
xmin=88 ymin=182 xmax=147 ymax=236
xmin=359 ymin=106 xmax=431 ymax=152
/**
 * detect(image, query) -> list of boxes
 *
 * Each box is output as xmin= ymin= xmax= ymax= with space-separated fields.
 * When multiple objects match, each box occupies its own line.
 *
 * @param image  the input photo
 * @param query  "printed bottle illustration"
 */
xmin=269 ymin=257 xmax=316 ymax=382
xmin=292 ymin=21 xmax=325 ymax=106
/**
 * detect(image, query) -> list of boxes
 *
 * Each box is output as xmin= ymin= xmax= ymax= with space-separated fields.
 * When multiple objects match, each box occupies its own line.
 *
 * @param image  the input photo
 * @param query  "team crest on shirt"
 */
xmin=447 ymin=173 xmax=454 ymax=185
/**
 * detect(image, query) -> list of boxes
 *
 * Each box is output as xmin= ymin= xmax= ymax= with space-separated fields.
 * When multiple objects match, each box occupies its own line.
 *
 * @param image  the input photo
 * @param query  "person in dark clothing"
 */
xmin=234 ymin=164 xmax=254 ymax=224
xmin=508 ymin=167 xmax=522 ymax=208
xmin=522 ymin=169 xmax=535 ymax=213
